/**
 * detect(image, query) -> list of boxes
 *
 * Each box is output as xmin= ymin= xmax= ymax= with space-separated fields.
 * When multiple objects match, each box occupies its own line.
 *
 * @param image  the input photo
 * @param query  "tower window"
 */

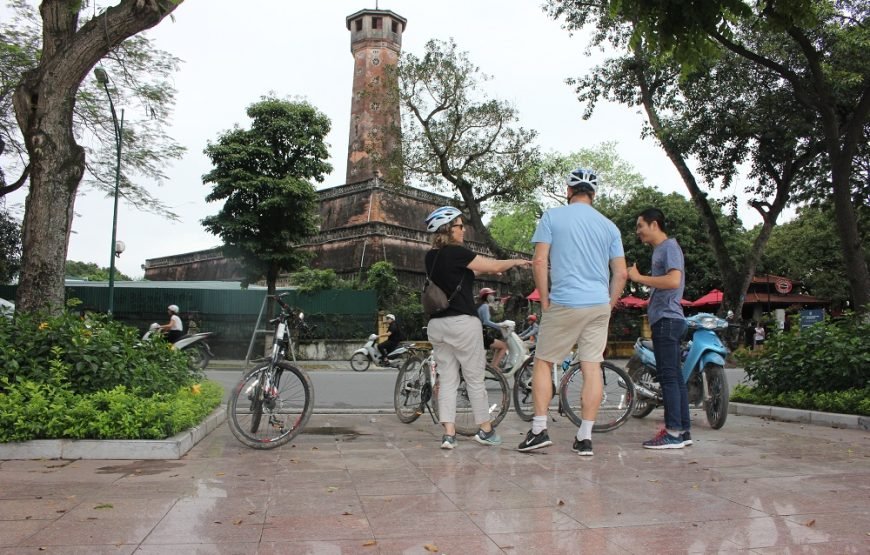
xmin=355 ymin=19 xmax=362 ymax=31
xmin=372 ymin=17 xmax=382 ymax=30
xmin=391 ymin=20 xmax=399 ymax=33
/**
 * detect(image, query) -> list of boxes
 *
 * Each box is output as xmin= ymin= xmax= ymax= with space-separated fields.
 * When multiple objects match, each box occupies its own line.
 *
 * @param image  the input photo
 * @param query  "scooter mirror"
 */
xmin=298 ymin=312 xmax=304 ymax=320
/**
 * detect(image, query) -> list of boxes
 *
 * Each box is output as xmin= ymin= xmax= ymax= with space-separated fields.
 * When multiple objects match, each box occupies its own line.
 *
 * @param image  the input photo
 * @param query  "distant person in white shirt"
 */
xmin=159 ymin=304 xmax=184 ymax=343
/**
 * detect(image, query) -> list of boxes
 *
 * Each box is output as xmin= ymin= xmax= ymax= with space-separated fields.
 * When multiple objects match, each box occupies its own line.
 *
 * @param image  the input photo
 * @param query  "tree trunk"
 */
xmin=12 ymin=0 xmax=184 ymax=315
xmin=830 ymin=152 xmax=870 ymax=312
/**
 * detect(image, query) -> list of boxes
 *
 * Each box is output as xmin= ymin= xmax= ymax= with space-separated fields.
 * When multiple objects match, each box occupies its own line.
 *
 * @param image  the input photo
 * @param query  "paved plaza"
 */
xmin=0 ymin=408 xmax=867 ymax=554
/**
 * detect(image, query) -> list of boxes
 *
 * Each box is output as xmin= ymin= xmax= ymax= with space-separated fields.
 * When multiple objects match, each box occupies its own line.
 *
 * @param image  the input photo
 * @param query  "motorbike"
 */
xmin=350 ymin=334 xmax=410 ymax=372
xmin=626 ymin=312 xmax=730 ymax=429
xmin=143 ymin=323 xmax=214 ymax=370
xmin=491 ymin=319 xmax=530 ymax=379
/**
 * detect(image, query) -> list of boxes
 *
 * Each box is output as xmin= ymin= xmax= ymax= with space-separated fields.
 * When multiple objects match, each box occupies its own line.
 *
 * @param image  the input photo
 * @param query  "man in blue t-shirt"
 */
xmin=628 ymin=208 xmax=690 ymax=449
xmin=517 ymin=168 xmax=627 ymax=457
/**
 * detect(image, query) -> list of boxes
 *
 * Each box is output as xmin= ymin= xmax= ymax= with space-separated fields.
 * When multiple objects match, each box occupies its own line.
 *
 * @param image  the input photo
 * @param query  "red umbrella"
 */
xmin=680 ymin=298 xmax=693 ymax=306
xmin=692 ymin=289 xmax=723 ymax=307
xmin=526 ymin=289 xmax=541 ymax=302
xmin=618 ymin=295 xmax=648 ymax=308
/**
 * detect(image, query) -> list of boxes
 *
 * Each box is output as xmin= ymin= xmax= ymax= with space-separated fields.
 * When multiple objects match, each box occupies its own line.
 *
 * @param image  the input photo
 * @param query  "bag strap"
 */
xmin=426 ymin=249 xmax=463 ymax=300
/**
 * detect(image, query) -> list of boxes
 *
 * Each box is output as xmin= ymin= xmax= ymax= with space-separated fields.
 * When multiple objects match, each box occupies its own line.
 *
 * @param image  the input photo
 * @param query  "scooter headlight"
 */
xmin=697 ymin=315 xmax=719 ymax=329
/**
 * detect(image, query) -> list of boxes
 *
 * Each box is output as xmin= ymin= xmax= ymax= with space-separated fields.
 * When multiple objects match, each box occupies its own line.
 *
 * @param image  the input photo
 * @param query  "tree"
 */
xmin=761 ymin=204 xmax=870 ymax=310
xmin=0 ymin=205 xmax=21 ymax=283
xmin=11 ymin=0 xmax=185 ymax=314
xmin=64 ymin=260 xmax=132 ymax=282
xmin=202 ymin=97 xmax=331 ymax=300
xmin=389 ymin=38 xmax=540 ymax=258
xmin=548 ymin=0 xmax=870 ymax=312
xmin=1 ymin=1 xmax=184 ymax=205
xmin=488 ymin=142 xmax=645 ymax=253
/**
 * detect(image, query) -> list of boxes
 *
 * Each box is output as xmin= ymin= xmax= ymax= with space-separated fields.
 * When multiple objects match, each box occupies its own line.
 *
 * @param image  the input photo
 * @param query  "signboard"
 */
xmin=775 ymin=278 xmax=793 ymax=294
xmin=799 ymin=308 xmax=825 ymax=329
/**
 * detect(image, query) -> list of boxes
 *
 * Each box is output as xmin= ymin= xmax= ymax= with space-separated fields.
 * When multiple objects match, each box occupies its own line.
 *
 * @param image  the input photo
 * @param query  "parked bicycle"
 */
xmin=227 ymin=293 xmax=314 ymax=449
xmin=512 ymin=353 xmax=635 ymax=432
xmin=394 ymin=344 xmax=510 ymax=436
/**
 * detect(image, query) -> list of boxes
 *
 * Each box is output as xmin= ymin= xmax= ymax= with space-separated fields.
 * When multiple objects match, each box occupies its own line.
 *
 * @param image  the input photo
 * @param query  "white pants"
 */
xmin=427 ymin=315 xmax=491 ymax=425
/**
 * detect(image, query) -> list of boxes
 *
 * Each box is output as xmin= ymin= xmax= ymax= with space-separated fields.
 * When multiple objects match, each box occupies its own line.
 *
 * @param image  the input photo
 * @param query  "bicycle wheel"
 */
xmin=227 ymin=361 xmax=314 ymax=449
xmin=452 ymin=366 xmax=511 ymax=436
xmin=512 ymin=356 xmax=536 ymax=421
xmin=394 ymin=355 xmax=425 ymax=423
xmin=559 ymin=361 xmax=635 ymax=432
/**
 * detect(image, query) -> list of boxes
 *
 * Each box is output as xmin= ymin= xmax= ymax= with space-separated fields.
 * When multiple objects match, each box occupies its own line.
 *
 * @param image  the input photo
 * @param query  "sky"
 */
xmin=8 ymin=0 xmax=753 ymax=279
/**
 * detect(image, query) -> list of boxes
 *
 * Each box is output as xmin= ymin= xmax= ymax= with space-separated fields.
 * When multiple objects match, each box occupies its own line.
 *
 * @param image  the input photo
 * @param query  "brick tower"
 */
xmin=345 ymin=8 xmax=406 ymax=184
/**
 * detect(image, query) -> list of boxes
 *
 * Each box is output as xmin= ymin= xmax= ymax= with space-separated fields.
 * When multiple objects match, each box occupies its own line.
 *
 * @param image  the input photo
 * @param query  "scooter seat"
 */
xmin=640 ymin=339 xmax=654 ymax=351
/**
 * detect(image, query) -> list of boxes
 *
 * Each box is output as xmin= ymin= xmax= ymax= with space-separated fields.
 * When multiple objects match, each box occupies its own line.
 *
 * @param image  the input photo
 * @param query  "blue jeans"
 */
xmin=652 ymin=317 xmax=689 ymax=431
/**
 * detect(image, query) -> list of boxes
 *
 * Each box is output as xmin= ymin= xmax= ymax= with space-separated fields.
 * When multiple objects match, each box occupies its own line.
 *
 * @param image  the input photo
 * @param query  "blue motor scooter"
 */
xmin=626 ymin=313 xmax=730 ymax=429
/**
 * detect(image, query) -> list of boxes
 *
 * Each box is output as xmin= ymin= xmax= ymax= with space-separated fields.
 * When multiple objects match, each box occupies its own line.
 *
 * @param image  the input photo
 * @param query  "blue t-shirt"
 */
xmin=647 ymin=238 xmax=686 ymax=325
xmin=531 ymin=203 xmax=624 ymax=308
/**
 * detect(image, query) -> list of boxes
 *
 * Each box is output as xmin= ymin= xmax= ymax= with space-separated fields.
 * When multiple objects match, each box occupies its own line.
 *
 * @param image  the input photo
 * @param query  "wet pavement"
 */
xmin=1 ymin=410 xmax=868 ymax=554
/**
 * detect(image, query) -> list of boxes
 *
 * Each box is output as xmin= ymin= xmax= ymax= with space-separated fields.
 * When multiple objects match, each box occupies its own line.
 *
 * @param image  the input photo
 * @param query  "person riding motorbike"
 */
xmin=377 ymin=313 xmax=404 ymax=361
xmin=476 ymin=288 xmax=508 ymax=368
xmin=158 ymin=304 xmax=184 ymax=344
xmin=518 ymin=314 xmax=539 ymax=348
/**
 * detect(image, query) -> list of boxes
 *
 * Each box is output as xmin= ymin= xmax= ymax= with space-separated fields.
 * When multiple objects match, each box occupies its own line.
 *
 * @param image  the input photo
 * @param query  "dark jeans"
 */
xmin=652 ymin=317 xmax=689 ymax=431
xmin=378 ymin=340 xmax=399 ymax=359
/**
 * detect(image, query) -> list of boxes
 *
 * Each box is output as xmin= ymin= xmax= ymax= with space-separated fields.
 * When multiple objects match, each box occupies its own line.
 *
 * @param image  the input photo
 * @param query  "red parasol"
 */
xmin=692 ymin=289 xmax=724 ymax=307
xmin=618 ymin=295 xmax=649 ymax=308
xmin=526 ymin=289 xmax=541 ymax=302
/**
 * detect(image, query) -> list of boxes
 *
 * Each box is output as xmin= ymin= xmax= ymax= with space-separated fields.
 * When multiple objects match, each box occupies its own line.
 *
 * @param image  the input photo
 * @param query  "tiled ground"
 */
xmin=1 ymin=410 xmax=867 ymax=554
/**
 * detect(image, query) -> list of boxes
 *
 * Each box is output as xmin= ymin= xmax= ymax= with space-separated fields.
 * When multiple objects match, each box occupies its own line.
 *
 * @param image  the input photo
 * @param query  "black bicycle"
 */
xmin=227 ymin=293 xmax=314 ymax=449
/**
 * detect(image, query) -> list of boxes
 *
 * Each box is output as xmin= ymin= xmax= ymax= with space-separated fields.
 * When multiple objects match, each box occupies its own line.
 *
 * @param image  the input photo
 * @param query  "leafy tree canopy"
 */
xmin=202 ymin=97 xmax=331 ymax=295
xmin=65 ymin=260 xmax=132 ymax=282
xmin=0 ymin=0 xmax=185 ymax=213
xmin=0 ymin=204 xmax=20 ymax=283
xmin=390 ymin=38 xmax=540 ymax=257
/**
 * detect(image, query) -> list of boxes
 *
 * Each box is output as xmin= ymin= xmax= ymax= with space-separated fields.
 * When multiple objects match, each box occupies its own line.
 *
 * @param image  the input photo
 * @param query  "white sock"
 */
xmin=532 ymin=415 xmax=547 ymax=435
xmin=666 ymin=429 xmax=683 ymax=438
xmin=578 ymin=420 xmax=594 ymax=441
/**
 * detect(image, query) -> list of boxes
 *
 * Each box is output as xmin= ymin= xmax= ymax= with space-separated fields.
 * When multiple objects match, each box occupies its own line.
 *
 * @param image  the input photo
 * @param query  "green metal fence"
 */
xmin=0 ymin=284 xmax=378 ymax=358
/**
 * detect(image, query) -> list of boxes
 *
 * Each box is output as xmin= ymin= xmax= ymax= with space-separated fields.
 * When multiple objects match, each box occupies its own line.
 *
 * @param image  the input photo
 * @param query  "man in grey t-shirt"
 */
xmin=628 ymin=208 xmax=690 ymax=449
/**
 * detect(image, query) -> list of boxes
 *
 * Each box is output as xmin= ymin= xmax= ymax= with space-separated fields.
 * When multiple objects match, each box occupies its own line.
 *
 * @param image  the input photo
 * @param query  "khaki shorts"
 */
xmin=535 ymin=302 xmax=611 ymax=364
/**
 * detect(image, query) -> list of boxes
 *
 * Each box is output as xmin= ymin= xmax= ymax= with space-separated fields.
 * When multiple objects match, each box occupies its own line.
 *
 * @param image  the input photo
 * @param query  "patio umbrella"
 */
xmin=618 ymin=295 xmax=648 ymax=308
xmin=526 ymin=289 xmax=541 ymax=302
xmin=692 ymin=289 xmax=723 ymax=307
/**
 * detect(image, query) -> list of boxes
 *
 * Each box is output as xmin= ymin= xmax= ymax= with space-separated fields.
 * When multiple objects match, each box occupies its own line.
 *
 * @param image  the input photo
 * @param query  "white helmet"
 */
xmin=566 ymin=168 xmax=598 ymax=193
xmin=385 ymin=313 xmax=396 ymax=321
xmin=168 ymin=304 xmax=179 ymax=313
xmin=425 ymin=206 xmax=462 ymax=232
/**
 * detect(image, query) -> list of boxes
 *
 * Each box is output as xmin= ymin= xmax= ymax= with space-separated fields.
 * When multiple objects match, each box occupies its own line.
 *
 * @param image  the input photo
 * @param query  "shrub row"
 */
xmin=0 ymin=379 xmax=222 ymax=442
xmin=731 ymin=384 xmax=870 ymax=416
xmin=0 ymin=303 xmax=200 ymax=396
xmin=737 ymin=313 xmax=870 ymax=394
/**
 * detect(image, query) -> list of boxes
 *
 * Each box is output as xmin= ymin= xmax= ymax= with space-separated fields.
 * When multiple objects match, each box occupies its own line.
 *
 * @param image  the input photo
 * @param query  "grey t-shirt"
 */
xmin=647 ymin=238 xmax=686 ymax=325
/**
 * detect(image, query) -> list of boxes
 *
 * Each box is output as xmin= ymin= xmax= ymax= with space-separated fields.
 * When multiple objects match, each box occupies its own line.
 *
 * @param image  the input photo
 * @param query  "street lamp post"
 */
xmin=94 ymin=67 xmax=125 ymax=316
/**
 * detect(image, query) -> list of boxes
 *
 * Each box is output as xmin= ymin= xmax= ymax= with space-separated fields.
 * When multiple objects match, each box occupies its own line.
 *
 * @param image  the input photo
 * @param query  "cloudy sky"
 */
xmin=10 ymin=0 xmax=742 ymax=278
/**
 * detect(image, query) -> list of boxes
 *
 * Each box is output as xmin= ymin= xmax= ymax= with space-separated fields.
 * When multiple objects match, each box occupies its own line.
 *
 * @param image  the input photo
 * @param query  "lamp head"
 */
xmin=114 ymin=240 xmax=125 ymax=257
xmin=94 ymin=67 xmax=109 ymax=84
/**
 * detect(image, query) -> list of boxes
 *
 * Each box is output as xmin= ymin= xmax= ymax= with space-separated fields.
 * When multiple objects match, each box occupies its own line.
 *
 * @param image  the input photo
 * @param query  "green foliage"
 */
xmin=0 ymin=207 xmax=21 ymax=283
xmin=731 ymin=384 xmax=870 ymax=416
xmin=740 ymin=313 xmax=870 ymax=395
xmin=760 ymin=204 xmax=870 ymax=310
xmin=202 ymin=97 xmax=330 ymax=293
xmin=365 ymin=261 xmax=400 ymax=308
xmin=488 ymin=201 xmax=540 ymax=255
xmin=0 ymin=305 xmax=200 ymax=397
xmin=599 ymin=186 xmax=747 ymax=300
xmin=65 ymin=260 xmax=132 ymax=282
xmin=0 ymin=380 xmax=222 ymax=441
xmin=291 ymin=268 xmax=356 ymax=293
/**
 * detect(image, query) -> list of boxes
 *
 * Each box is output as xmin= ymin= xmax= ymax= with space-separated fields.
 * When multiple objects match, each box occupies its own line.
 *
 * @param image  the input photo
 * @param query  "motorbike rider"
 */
xmin=158 ymin=304 xmax=184 ymax=344
xmin=518 ymin=314 xmax=539 ymax=343
xmin=476 ymin=288 xmax=508 ymax=369
xmin=377 ymin=313 xmax=404 ymax=362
